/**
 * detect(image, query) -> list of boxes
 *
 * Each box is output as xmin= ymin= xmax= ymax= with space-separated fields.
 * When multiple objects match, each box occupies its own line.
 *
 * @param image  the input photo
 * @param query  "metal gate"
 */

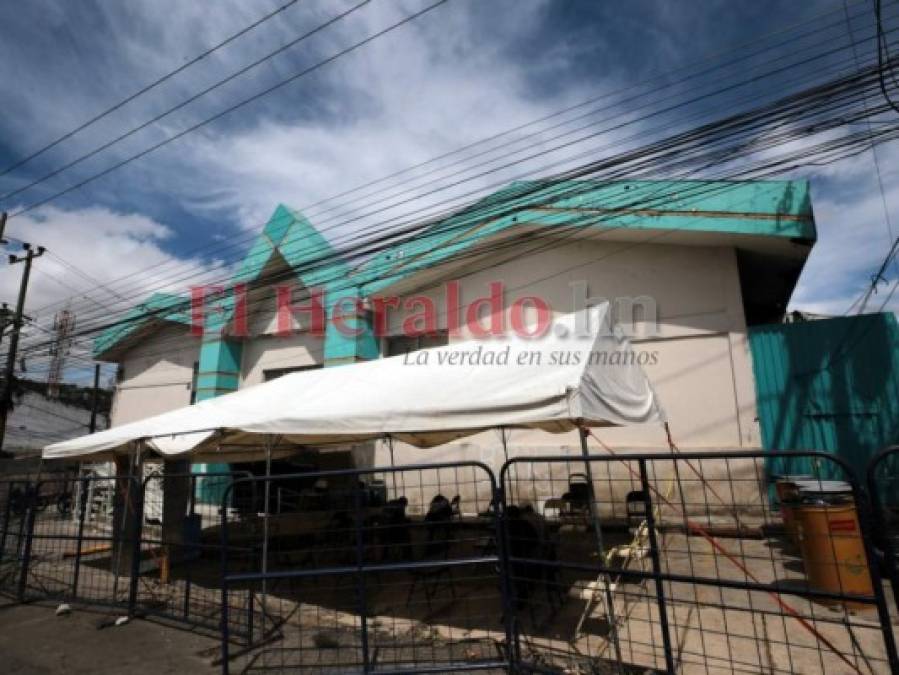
xmin=865 ymin=444 xmax=899 ymax=617
xmin=6 ymin=450 xmax=899 ymax=674
xmin=219 ymin=461 xmax=510 ymax=674
xmin=500 ymin=449 xmax=898 ymax=675
xmin=11 ymin=473 xmax=140 ymax=608
xmin=132 ymin=470 xmax=255 ymax=638
xmin=0 ymin=479 xmax=32 ymax=600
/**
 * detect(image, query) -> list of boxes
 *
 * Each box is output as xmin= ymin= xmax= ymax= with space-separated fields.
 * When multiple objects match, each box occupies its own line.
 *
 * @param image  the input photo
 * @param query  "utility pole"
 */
xmin=0 ymin=214 xmax=8 ymax=344
xmin=0 ymin=215 xmax=32 ymax=347
xmin=0 ymin=242 xmax=46 ymax=453
xmin=89 ymin=363 xmax=101 ymax=433
xmin=0 ymin=303 xmax=12 ymax=345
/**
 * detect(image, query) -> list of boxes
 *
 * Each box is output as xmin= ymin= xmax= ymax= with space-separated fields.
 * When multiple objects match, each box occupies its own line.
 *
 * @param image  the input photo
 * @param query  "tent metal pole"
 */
xmin=578 ymin=427 xmax=623 ymax=671
xmin=387 ymin=436 xmax=397 ymax=498
xmin=260 ymin=435 xmax=273 ymax=636
xmin=500 ymin=427 xmax=509 ymax=463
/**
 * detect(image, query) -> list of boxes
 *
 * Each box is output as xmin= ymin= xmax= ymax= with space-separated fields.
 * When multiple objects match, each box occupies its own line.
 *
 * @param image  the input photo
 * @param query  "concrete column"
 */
xmin=112 ymin=451 xmax=142 ymax=577
xmin=162 ymin=460 xmax=191 ymax=566
xmin=194 ymin=336 xmax=242 ymax=502
xmin=323 ymin=288 xmax=379 ymax=366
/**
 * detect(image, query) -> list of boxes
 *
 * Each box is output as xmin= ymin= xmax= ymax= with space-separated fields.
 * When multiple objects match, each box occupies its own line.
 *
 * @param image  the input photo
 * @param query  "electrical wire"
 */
xmin=0 ymin=0 xmax=303 ymax=178
xmin=843 ymin=0 xmax=897 ymax=277
xmin=15 ymin=100 xmax=899 ymax=370
xmin=8 ymin=0 xmax=899 ymax=330
xmin=17 ymin=77 xmax=899 ymax=372
xmin=4 ymin=0 xmax=449 ymax=218
xmin=12 ymin=19 xmax=899 ymax=380
xmin=19 ymin=3 xmax=898 ymax=328
xmin=876 ymin=0 xmax=899 ymax=113
xmin=0 ymin=0 xmax=373 ymax=204
xmin=22 ymin=23 xmax=899 ymax=344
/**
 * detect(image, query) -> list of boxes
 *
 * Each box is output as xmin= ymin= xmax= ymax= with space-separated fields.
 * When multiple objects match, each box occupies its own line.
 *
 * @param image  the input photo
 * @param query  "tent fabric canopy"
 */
xmin=43 ymin=306 xmax=664 ymax=461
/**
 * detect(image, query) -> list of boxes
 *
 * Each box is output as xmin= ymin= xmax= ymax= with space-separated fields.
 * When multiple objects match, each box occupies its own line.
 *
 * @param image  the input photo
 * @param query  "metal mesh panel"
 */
xmin=220 ymin=461 xmax=510 ymax=674
xmin=866 ymin=445 xmax=899 ymax=623
xmin=4 ymin=450 xmax=898 ymax=674
xmin=133 ymin=470 xmax=256 ymax=639
xmin=0 ymin=479 xmax=31 ymax=600
xmin=501 ymin=449 xmax=898 ymax=675
xmin=17 ymin=473 xmax=138 ymax=609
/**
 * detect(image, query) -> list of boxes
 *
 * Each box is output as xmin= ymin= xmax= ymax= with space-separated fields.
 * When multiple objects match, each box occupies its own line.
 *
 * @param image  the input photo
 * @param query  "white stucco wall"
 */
xmin=373 ymin=238 xmax=760 ymax=475
xmin=240 ymin=332 xmax=324 ymax=386
xmin=108 ymin=238 xmax=760 ymax=476
xmin=239 ymin=293 xmax=324 ymax=385
xmin=110 ymin=324 xmax=199 ymax=426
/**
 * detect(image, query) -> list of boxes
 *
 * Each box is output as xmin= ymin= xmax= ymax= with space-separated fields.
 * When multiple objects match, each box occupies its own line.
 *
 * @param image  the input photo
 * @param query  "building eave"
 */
xmin=95 ymin=179 xmax=816 ymax=358
xmin=354 ymin=178 xmax=815 ymax=295
xmin=93 ymin=292 xmax=193 ymax=361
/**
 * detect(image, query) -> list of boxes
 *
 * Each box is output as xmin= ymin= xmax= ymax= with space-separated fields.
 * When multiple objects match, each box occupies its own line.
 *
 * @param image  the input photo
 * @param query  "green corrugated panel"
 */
xmin=748 ymin=313 xmax=899 ymax=481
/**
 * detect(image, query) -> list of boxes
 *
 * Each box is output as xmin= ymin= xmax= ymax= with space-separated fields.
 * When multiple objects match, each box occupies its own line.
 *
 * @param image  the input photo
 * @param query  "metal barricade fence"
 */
xmin=131 ymin=470 xmax=255 ymax=637
xmin=500 ymin=450 xmax=898 ymax=675
xmin=219 ymin=461 xmax=511 ymax=675
xmin=4 ymin=450 xmax=898 ymax=675
xmin=865 ymin=445 xmax=899 ymax=618
xmin=17 ymin=473 xmax=140 ymax=608
xmin=0 ymin=479 xmax=32 ymax=599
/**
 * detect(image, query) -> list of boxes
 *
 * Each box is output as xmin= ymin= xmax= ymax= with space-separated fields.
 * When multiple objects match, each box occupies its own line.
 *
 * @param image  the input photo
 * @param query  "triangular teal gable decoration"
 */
xmin=231 ymin=204 xmax=349 ymax=287
xmin=96 ymin=204 xmax=381 ymax=371
xmin=228 ymin=204 xmax=376 ymax=365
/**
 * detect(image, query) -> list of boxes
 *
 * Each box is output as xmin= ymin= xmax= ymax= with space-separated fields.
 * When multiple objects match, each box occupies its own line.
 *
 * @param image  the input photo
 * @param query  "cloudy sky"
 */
xmin=0 ymin=0 xmax=897 ymax=381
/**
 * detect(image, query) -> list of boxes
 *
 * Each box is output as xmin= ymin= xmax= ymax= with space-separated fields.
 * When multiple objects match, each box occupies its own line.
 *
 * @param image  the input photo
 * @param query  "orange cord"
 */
xmin=664 ymin=422 xmax=742 ymax=525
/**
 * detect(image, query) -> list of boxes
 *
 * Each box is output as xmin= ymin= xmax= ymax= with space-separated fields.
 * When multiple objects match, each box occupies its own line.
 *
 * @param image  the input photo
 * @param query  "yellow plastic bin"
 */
xmin=795 ymin=481 xmax=873 ymax=608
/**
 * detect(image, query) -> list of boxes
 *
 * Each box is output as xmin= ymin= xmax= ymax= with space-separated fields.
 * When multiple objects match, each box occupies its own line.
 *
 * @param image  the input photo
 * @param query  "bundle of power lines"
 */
xmin=2 ymin=0 xmax=898 ymax=383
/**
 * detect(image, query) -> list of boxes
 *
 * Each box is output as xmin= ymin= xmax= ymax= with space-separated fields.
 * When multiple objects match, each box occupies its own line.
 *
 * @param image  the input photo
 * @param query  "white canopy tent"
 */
xmin=43 ymin=306 xmax=664 ymax=462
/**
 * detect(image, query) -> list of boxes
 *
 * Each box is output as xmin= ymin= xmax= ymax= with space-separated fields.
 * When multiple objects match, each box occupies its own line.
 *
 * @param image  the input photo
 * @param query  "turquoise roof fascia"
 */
xmin=523 ymin=179 xmax=813 ymax=219
xmin=96 ymin=180 xmax=815 ymax=361
xmin=357 ymin=179 xmax=815 ymax=295
xmin=94 ymin=292 xmax=192 ymax=358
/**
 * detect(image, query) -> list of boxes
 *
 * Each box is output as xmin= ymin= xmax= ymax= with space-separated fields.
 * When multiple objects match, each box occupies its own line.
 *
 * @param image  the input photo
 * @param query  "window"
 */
xmin=385 ymin=330 xmax=448 ymax=357
xmin=263 ymin=364 xmax=322 ymax=382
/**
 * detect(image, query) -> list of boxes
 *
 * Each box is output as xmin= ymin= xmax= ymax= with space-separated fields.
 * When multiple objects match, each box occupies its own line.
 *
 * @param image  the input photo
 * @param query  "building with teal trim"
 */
xmin=94 ymin=178 xmax=895 ymax=482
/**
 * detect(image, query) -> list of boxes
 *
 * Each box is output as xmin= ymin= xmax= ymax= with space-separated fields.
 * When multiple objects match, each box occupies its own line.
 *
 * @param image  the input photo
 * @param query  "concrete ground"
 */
xmin=0 ymin=600 xmax=218 ymax=674
xmin=5 ymin=508 xmax=898 ymax=674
